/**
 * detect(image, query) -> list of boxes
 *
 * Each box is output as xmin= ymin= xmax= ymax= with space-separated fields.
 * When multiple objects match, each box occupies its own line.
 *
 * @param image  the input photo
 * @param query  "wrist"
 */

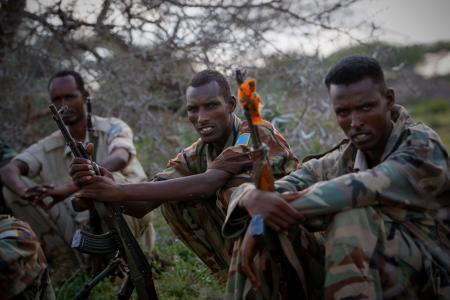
xmin=17 ymin=187 xmax=28 ymax=198
xmin=118 ymin=184 xmax=128 ymax=202
xmin=237 ymin=183 xmax=256 ymax=209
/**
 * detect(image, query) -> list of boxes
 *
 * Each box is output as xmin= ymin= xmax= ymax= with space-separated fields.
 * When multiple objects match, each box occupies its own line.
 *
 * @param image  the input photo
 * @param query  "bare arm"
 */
xmin=75 ymin=168 xmax=231 ymax=203
xmin=0 ymin=160 xmax=30 ymax=198
xmin=99 ymin=147 xmax=130 ymax=172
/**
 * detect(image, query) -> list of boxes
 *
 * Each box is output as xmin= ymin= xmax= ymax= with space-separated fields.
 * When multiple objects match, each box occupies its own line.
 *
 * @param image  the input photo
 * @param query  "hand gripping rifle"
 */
xmin=49 ymin=104 xmax=158 ymax=300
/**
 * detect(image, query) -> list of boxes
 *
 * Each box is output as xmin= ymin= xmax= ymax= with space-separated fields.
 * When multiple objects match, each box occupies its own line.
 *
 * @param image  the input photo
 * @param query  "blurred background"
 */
xmin=1 ymin=0 xmax=449 ymax=298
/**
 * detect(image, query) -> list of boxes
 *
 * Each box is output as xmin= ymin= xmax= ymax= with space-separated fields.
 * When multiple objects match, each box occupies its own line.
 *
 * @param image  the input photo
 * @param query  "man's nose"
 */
xmin=350 ymin=112 xmax=363 ymax=128
xmin=197 ymin=108 xmax=210 ymax=123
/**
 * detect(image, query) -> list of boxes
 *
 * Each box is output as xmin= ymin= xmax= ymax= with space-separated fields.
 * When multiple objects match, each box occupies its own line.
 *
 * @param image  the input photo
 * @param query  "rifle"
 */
xmin=235 ymin=71 xmax=308 ymax=299
xmin=49 ymin=104 xmax=158 ymax=300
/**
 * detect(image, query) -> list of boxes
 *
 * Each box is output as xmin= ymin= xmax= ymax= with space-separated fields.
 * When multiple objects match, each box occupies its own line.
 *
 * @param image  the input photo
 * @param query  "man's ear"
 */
xmin=83 ymin=90 xmax=90 ymax=103
xmin=228 ymin=95 xmax=237 ymax=113
xmin=385 ymin=88 xmax=395 ymax=109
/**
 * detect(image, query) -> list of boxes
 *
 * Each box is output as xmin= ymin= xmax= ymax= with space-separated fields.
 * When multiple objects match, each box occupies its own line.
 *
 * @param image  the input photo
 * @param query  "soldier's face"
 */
xmin=331 ymin=78 xmax=395 ymax=156
xmin=49 ymin=75 xmax=87 ymax=126
xmin=186 ymin=81 xmax=236 ymax=147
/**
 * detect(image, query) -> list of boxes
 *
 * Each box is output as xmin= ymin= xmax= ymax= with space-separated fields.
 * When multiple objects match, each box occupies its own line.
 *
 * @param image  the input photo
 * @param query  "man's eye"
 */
xmin=207 ymin=103 xmax=218 ymax=109
xmin=336 ymin=110 xmax=349 ymax=117
xmin=187 ymin=107 xmax=196 ymax=113
xmin=361 ymin=105 xmax=372 ymax=111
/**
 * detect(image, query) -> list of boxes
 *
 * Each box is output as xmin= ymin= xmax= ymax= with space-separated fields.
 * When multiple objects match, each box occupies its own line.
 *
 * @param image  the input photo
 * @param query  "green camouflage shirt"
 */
xmin=225 ymin=105 xmax=450 ymax=233
xmin=155 ymin=114 xmax=298 ymax=278
xmin=223 ymin=105 xmax=450 ymax=298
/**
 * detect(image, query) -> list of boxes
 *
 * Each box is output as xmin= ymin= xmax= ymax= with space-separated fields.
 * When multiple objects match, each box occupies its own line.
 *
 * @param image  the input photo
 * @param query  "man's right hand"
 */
xmin=75 ymin=176 xmax=125 ymax=203
xmin=240 ymin=186 xmax=305 ymax=231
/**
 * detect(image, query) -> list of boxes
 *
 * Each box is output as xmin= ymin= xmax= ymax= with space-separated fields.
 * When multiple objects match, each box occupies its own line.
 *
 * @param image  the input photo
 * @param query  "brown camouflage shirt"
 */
xmin=155 ymin=114 xmax=298 ymax=278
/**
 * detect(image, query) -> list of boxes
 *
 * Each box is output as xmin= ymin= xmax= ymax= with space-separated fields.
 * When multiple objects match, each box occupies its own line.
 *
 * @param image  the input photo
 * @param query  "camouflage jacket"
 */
xmin=225 ymin=105 xmax=450 ymax=232
xmin=0 ymin=215 xmax=55 ymax=300
xmin=155 ymin=114 xmax=298 ymax=278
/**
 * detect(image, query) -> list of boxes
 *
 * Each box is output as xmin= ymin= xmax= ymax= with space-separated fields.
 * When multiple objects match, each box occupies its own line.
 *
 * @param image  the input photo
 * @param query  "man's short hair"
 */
xmin=188 ymin=70 xmax=232 ymax=101
xmin=324 ymin=56 xmax=386 ymax=92
xmin=48 ymin=70 xmax=86 ymax=93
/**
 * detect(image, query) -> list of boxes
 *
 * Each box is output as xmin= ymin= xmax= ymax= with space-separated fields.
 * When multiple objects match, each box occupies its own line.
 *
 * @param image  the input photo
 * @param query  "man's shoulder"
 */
xmin=36 ymin=131 xmax=65 ymax=153
xmin=92 ymin=115 xmax=128 ymax=133
xmin=406 ymin=121 xmax=444 ymax=146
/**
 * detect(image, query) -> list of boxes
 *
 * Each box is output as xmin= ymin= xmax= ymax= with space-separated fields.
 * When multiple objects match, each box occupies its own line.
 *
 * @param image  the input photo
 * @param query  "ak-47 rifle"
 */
xmin=49 ymin=104 xmax=158 ymax=300
xmin=235 ymin=71 xmax=308 ymax=299
xmin=235 ymin=69 xmax=275 ymax=216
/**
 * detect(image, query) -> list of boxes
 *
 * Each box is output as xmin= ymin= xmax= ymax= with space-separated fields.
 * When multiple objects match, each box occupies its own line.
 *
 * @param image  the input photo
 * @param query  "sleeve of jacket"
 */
xmin=289 ymin=137 xmax=449 ymax=218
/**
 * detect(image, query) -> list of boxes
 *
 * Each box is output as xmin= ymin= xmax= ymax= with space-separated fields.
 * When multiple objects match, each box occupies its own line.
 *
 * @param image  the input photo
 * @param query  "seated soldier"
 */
xmin=0 ymin=214 xmax=55 ymax=300
xmin=69 ymin=70 xmax=299 ymax=281
xmin=0 ymin=70 xmax=154 ymax=281
xmin=223 ymin=56 xmax=450 ymax=299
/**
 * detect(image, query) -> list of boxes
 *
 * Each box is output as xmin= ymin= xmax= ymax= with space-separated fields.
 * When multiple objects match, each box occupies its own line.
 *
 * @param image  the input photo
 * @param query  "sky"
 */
xmin=357 ymin=0 xmax=450 ymax=45
xmin=27 ymin=0 xmax=450 ymax=58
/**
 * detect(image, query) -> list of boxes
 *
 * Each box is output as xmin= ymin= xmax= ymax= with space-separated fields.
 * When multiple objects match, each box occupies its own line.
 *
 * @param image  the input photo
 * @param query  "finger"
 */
xmin=85 ymin=143 xmax=95 ymax=157
xmin=264 ymin=219 xmax=281 ymax=231
xmin=72 ymin=171 xmax=96 ymax=185
xmin=275 ymin=200 xmax=305 ymax=222
xmin=71 ymin=157 xmax=91 ymax=165
xmin=266 ymin=214 xmax=292 ymax=231
xmin=69 ymin=163 xmax=94 ymax=176
xmin=41 ymin=184 xmax=55 ymax=190
xmin=281 ymin=190 xmax=309 ymax=202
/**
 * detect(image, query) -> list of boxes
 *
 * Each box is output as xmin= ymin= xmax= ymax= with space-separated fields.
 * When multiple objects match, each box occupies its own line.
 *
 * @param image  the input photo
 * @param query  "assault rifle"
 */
xmin=235 ymin=71 xmax=308 ymax=299
xmin=49 ymin=104 xmax=158 ymax=300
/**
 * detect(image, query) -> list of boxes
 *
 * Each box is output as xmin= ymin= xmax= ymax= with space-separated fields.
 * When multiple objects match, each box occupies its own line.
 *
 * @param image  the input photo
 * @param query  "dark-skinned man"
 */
xmin=223 ymin=56 xmax=450 ymax=299
xmin=0 ymin=70 xmax=155 ymax=281
xmin=70 ymin=69 xmax=299 ymax=281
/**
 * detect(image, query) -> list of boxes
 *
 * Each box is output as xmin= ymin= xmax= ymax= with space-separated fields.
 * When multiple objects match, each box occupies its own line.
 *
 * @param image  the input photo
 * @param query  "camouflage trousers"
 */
xmin=226 ymin=207 xmax=448 ymax=299
xmin=161 ymin=197 xmax=233 ymax=281
xmin=2 ymin=178 xmax=155 ymax=281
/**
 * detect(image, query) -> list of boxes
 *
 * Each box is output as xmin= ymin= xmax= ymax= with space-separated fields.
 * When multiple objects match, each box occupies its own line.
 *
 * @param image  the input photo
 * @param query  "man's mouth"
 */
xmin=199 ymin=126 xmax=215 ymax=135
xmin=351 ymin=132 xmax=372 ymax=144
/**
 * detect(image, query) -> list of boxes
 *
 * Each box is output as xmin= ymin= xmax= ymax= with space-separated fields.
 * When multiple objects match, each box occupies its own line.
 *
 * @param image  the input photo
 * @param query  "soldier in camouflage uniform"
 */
xmin=0 ymin=214 xmax=55 ymax=300
xmin=224 ymin=56 xmax=450 ymax=299
xmin=70 ymin=70 xmax=299 ymax=281
xmin=0 ymin=70 xmax=155 ymax=281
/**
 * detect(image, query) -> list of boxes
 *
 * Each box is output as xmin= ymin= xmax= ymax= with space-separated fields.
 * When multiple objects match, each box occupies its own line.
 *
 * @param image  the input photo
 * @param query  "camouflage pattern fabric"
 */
xmin=224 ymin=105 xmax=450 ymax=299
xmin=0 ymin=214 xmax=55 ymax=300
xmin=156 ymin=114 xmax=298 ymax=280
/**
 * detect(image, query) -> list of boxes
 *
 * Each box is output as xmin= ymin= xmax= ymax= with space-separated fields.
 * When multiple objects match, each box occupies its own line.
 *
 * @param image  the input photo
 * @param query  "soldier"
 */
xmin=70 ymin=69 xmax=299 ymax=281
xmin=224 ymin=56 xmax=450 ymax=299
xmin=0 ymin=70 xmax=155 ymax=281
xmin=0 ymin=214 xmax=55 ymax=300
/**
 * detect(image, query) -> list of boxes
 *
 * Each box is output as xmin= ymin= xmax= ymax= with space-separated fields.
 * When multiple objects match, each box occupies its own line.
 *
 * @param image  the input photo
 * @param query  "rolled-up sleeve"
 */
xmin=107 ymin=122 xmax=136 ymax=156
xmin=13 ymin=143 xmax=43 ymax=178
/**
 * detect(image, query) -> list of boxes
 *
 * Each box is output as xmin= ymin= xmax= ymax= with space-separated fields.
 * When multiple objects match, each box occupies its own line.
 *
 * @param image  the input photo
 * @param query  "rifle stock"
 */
xmin=49 ymin=104 xmax=158 ymax=300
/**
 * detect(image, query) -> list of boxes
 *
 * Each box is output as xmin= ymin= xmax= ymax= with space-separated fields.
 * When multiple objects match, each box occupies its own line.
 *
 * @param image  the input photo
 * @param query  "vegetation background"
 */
xmin=1 ymin=0 xmax=449 ymax=299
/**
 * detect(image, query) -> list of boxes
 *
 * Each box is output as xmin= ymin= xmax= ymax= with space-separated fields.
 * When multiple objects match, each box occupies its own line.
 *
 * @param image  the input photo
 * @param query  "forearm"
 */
xmin=99 ymin=147 xmax=130 ymax=172
xmin=120 ymin=201 xmax=161 ymax=218
xmin=121 ymin=169 xmax=231 ymax=203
